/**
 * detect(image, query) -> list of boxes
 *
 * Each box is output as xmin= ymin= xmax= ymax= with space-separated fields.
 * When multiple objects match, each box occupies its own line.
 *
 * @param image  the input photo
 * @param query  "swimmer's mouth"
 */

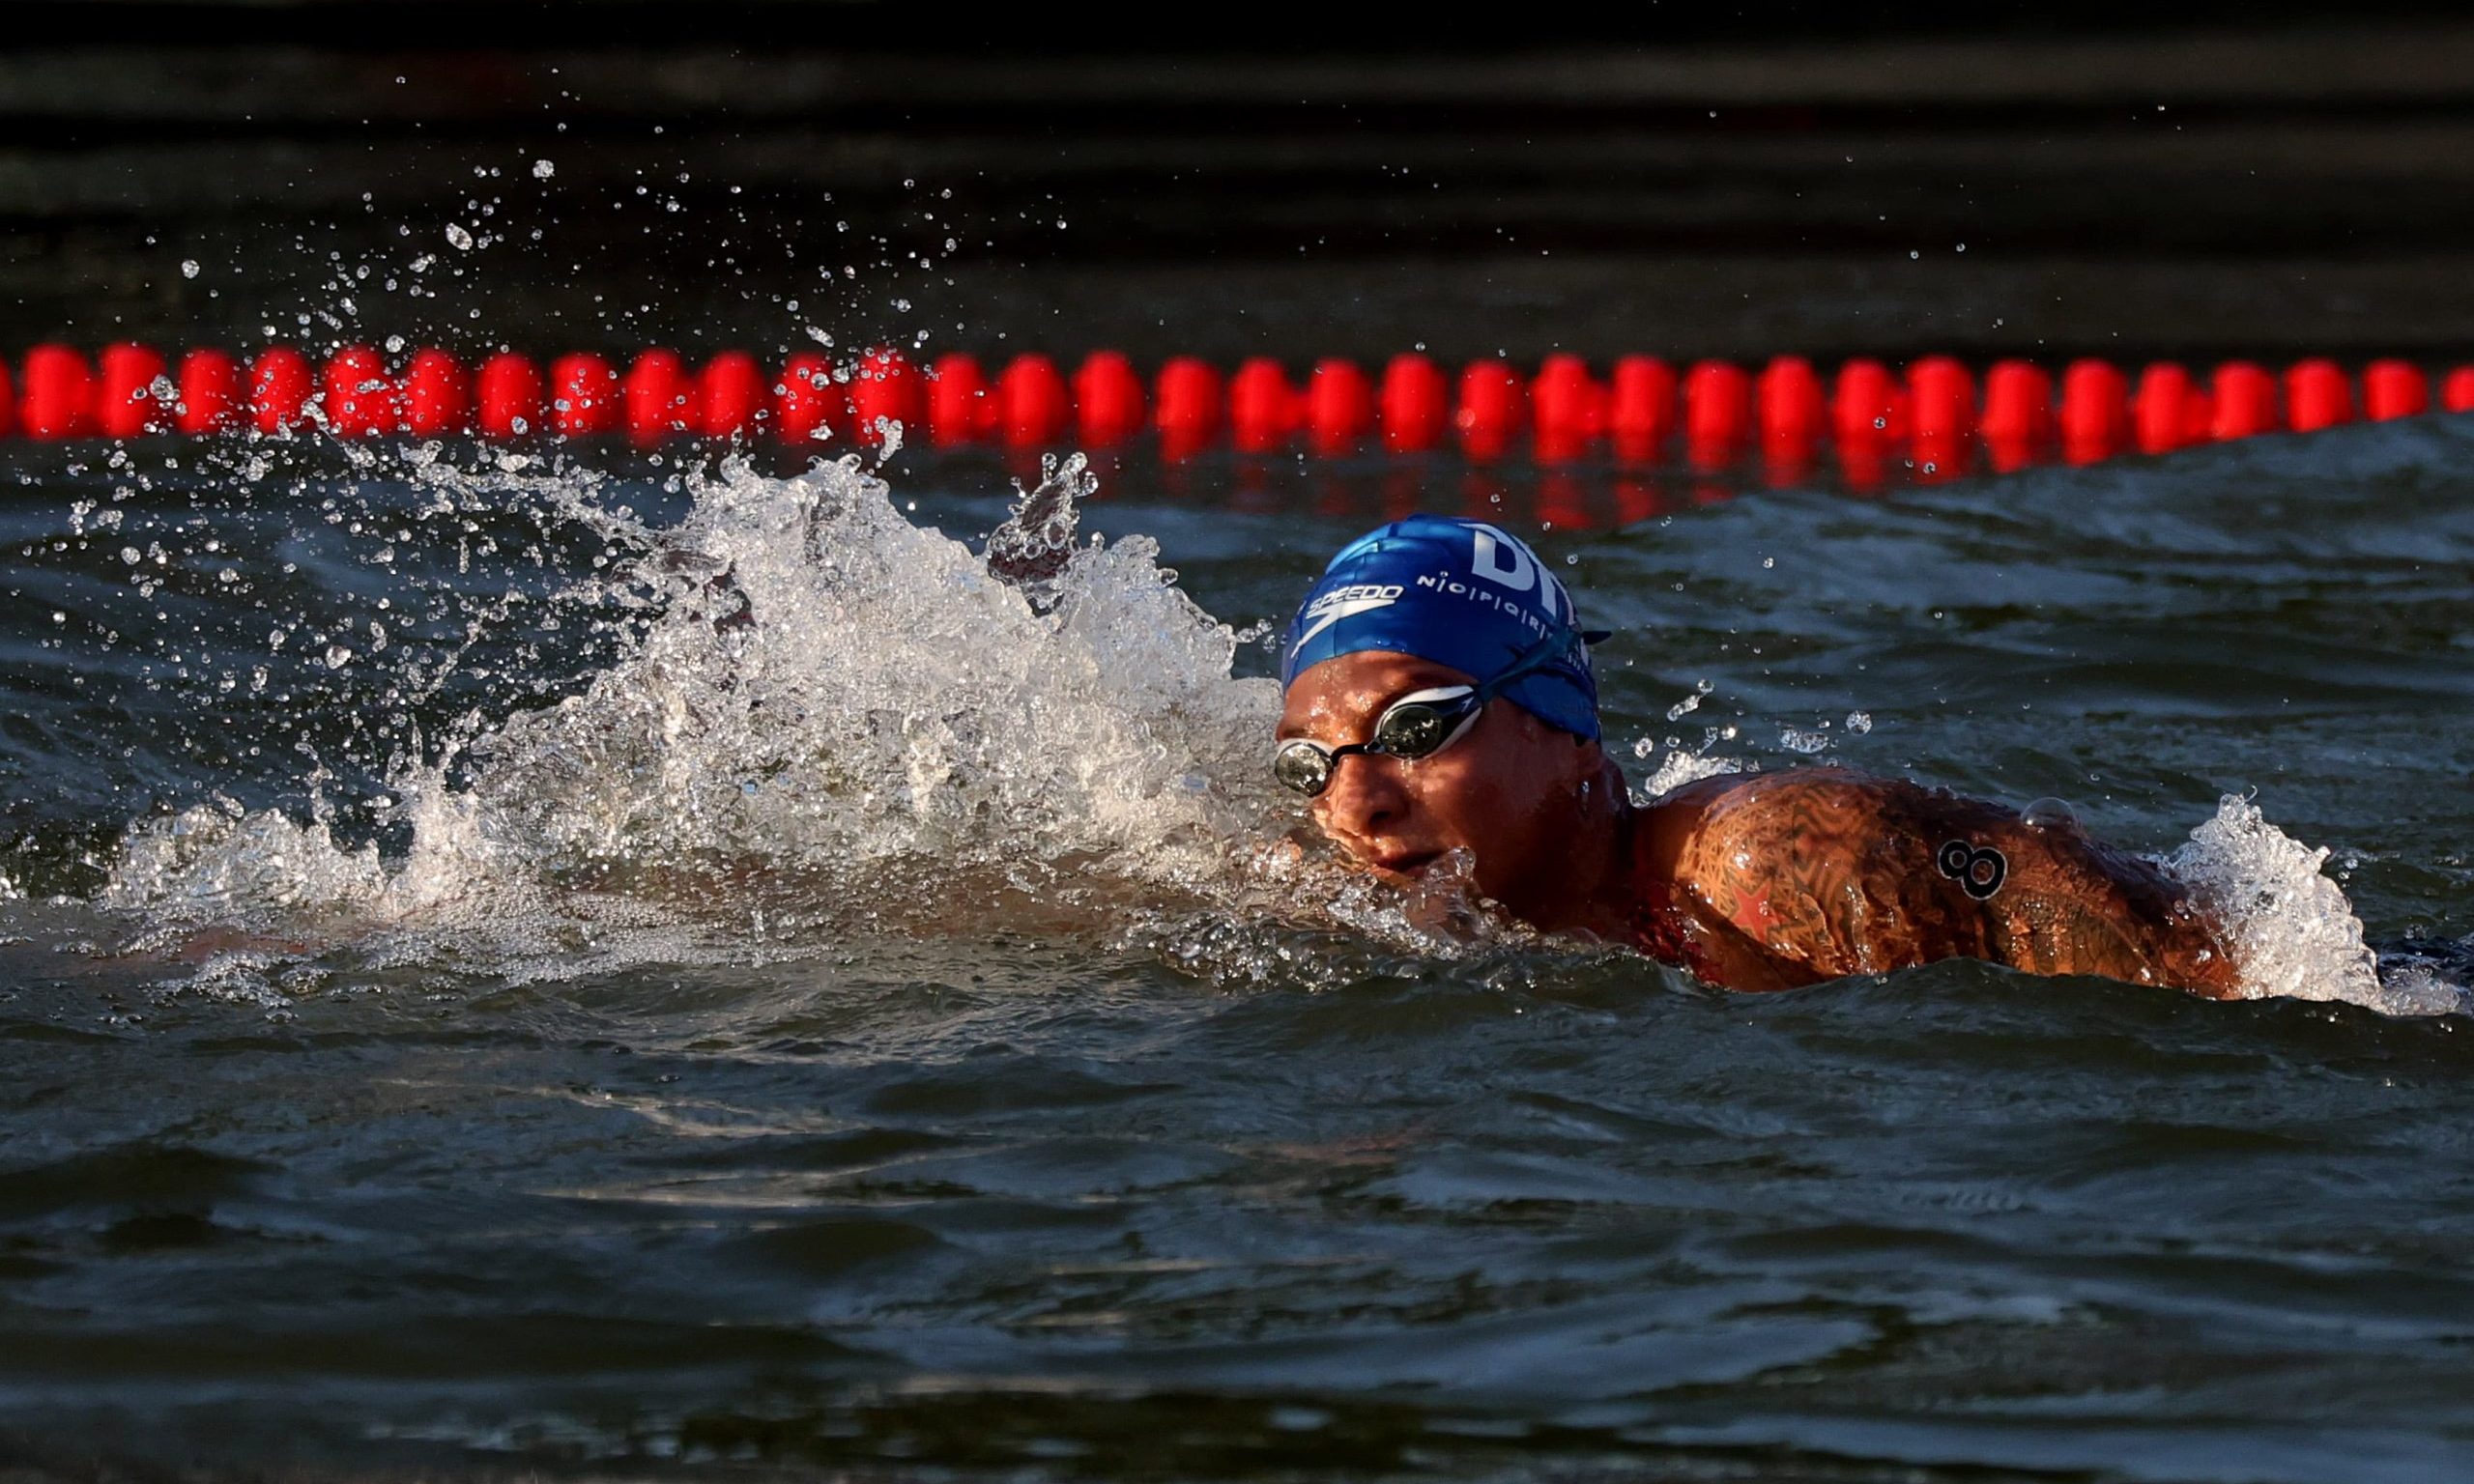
xmin=1364 ymin=848 xmax=1440 ymax=877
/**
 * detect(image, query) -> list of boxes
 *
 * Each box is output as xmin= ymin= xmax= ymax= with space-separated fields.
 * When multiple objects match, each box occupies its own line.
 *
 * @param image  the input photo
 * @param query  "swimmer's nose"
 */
xmin=1313 ymin=750 xmax=1409 ymax=848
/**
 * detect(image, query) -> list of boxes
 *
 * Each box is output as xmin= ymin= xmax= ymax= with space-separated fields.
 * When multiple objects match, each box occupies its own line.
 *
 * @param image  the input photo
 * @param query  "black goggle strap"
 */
xmin=1474 ymin=625 xmax=1589 ymax=704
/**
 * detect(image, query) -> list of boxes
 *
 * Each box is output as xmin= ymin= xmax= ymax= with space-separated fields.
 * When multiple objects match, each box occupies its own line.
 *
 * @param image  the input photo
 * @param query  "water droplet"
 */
xmin=2021 ymin=797 xmax=2078 ymax=830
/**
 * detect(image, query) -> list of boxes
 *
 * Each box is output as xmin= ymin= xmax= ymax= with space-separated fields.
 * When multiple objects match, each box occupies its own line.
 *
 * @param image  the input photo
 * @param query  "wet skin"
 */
xmin=1278 ymin=651 xmax=2242 ymax=998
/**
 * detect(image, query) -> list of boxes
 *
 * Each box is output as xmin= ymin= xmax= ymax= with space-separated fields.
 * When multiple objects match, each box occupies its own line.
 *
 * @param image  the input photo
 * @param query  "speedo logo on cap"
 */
xmin=1289 ymin=582 xmax=1403 ymax=654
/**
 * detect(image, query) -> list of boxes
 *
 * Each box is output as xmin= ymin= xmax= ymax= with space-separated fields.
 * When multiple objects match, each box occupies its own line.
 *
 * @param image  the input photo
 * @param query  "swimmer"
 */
xmin=1276 ymin=516 xmax=2242 ymax=996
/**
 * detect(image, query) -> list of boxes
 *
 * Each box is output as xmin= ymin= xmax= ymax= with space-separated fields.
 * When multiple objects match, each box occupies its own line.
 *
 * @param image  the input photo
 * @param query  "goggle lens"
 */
xmin=1272 ymin=742 xmax=1336 ymax=797
xmin=1371 ymin=701 xmax=1457 ymax=757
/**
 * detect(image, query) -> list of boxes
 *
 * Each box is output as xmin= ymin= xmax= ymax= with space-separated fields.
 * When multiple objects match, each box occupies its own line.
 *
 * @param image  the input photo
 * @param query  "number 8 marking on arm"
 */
xmin=1937 ymin=840 xmax=2007 ymax=900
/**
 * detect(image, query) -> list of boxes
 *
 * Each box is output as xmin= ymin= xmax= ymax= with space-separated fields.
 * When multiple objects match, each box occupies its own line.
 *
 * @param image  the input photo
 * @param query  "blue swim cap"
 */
xmin=1280 ymin=515 xmax=1600 ymax=741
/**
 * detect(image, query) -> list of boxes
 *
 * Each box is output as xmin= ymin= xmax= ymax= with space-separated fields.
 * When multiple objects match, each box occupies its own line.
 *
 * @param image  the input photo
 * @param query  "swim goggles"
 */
xmin=1272 ymin=628 xmax=1581 ymax=799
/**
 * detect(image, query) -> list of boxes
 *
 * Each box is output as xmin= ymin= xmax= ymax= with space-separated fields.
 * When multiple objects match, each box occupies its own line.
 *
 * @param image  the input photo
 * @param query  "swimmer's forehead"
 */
xmin=1276 ymin=650 xmax=1478 ymax=739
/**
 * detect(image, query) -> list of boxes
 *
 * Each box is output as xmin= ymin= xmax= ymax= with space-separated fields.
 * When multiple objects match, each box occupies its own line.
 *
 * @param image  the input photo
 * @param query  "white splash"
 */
xmin=2166 ymin=793 xmax=2462 ymax=1016
xmin=1636 ymin=749 xmax=1745 ymax=799
xmin=101 ymin=453 xmax=1286 ymax=976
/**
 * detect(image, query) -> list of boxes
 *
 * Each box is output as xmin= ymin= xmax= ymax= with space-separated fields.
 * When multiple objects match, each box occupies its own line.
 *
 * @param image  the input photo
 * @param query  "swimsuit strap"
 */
xmin=1616 ymin=806 xmax=1715 ymax=980
xmin=1626 ymin=872 xmax=1706 ymax=976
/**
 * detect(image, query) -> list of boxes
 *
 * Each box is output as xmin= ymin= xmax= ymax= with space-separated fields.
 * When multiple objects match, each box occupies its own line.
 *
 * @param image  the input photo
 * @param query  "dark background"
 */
xmin=7 ymin=1 xmax=2474 ymax=367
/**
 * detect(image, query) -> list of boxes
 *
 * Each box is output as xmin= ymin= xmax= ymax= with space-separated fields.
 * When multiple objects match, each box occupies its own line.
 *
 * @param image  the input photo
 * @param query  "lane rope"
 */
xmin=7 ymin=344 xmax=2466 ymax=481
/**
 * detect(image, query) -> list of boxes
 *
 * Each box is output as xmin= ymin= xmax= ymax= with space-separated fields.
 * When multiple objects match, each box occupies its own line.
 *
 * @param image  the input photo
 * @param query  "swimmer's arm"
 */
xmin=1950 ymin=802 xmax=2242 ymax=996
xmin=1669 ymin=775 xmax=2241 ymax=996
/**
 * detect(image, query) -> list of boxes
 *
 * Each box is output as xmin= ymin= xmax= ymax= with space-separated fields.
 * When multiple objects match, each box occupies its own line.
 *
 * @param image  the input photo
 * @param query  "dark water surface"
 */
xmin=1 ymin=410 xmax=2471 ymax=1484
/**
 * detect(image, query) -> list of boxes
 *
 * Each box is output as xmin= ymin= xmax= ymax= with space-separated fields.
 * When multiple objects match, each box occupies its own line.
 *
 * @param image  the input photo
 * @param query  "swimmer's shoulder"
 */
xmin=1633 ymin=768 xmax=1989 ymax=984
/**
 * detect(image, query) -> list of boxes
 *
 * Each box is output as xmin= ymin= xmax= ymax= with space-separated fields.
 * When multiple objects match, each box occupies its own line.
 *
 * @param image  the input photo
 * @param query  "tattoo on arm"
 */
xmin=1672 ymin=774 xmax=2236 ymax=993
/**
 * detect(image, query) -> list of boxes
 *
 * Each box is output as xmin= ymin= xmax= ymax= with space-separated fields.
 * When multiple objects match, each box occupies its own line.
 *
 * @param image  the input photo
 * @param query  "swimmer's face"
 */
xmin=1277 ymin=649 xmax=1597 ymax=920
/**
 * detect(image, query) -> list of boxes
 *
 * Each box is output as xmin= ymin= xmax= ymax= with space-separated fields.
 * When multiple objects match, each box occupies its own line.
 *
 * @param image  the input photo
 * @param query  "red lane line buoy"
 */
xmin=2059 ymin=358 xmax=2130 ymax=465
xmin=1757 ymin=356 xmax=1824 ymax=468
xmin=1378 ymin=354 xmax=1447 ymax=455
xmin=2133 ymin=362 xmax=2198 ymax=456
xmin=1831 ymin=357 xmax=1902 ymax=449
xmin=2362 ymin=359 xmax=2428 ymax=421
xmin=325 ymin=346 xmax=398 ymax=438
xmin=549 ymin=353 xmax=619 ymax=437
xmin=624 ymin=350 xmax=697 ymax=443
xmin=1454 ymin=358 xmax=1525 ymax=463
xmin=1906 ymin=356 xmax=1975 ymax=441
xmin=476 ymin=352 xmax=545 ymax=438
xmin=1608 ymin=355 xmax=1677 ymax=464
xmin=176 ymin=349 xmax=243 ymax=434
xmin=1532 ymin=353 xmax=1603 ymax=465
xmin=250 ymin=347 xmax=314 ymax=434
xmin=1830 ymin=357 xmax=1905 ymax=489
xmin=996 ymin=354 xmax=1069 ymax=448
xmin=402 ymin=349 xmax=469 ymax=438
xmin=1306 ymin=357 xmax=1374 ymax=457
xmin=26 ymin=345 xmax=101 ymax=439
xmin=1075 ymin=350 xmax=1145 ymax=447
xmin=2444 ymin=366 xmax=2474 ymax=414
xmin=846 ymin=348 xmax=919 ymax=447
xmin=2285 ymin=357 xmax=2352 ymax=434
xmin=1155 ymin=355 xmax=1224 ymax=460
xmin=1230 ymin=357 xmax=1299 ymax=455
xmin=1683 ymin=359 xmax=1750 ymax=471
xmin=1906 ymin=355 xmax=1974 ymax=481
xmin=781 ymin=352 xmax=848 ymax=444
xmin=699 ymin=351 xmax=765 ymax=441
xmin=2209 ymin=360 xmax=2278 ymax=441
xmin=1980 ymin=359 xmax=2053 ymax=471
xmin=98 ymin=343 xmax=170 ymax=438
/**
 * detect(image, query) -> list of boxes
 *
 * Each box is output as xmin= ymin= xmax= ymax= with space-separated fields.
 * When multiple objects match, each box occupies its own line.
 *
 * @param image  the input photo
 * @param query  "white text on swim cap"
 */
xmin=1412 ymin=572 xmax=1555 ymax=641
xmin=1469 ymin=524 xmax=1537 ymax=594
